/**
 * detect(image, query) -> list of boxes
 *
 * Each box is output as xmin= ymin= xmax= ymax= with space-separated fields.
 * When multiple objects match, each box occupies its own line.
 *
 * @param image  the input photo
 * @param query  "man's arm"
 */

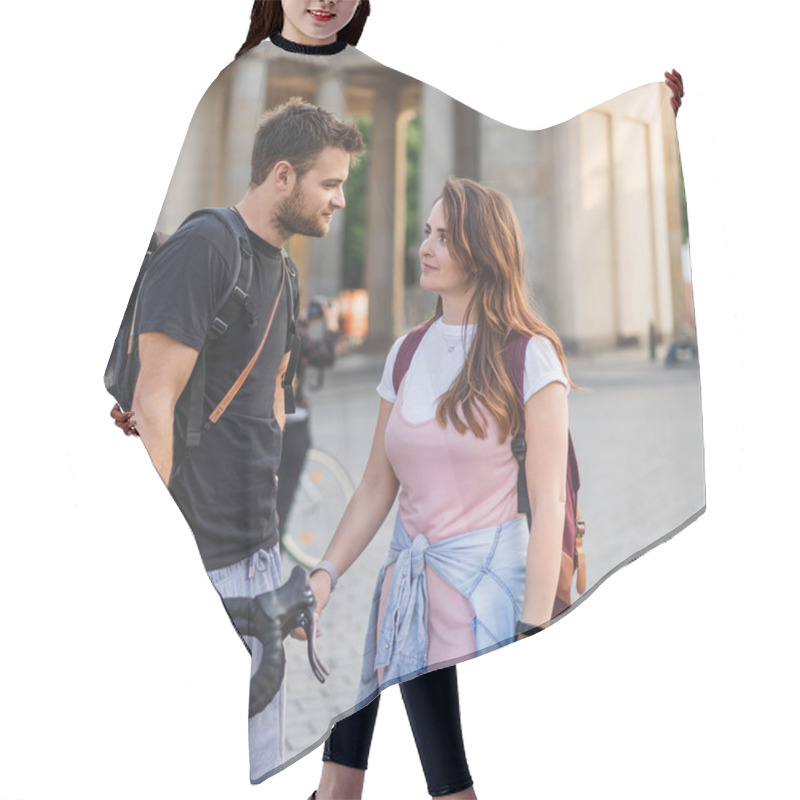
xmin=132 ymin=332 xmax=200 ymax=486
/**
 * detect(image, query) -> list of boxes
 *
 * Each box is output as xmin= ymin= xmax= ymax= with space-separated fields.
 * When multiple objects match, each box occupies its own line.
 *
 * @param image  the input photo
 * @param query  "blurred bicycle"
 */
xmin=277 ymin=297 xmax=354 ymax=568
xmin=280 ymin=447 xmax=355 ymax=568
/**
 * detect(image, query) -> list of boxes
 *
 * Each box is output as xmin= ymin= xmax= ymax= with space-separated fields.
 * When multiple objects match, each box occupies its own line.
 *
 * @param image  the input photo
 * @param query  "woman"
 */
xmin=307 ymin=178 xmax=575 ymax=799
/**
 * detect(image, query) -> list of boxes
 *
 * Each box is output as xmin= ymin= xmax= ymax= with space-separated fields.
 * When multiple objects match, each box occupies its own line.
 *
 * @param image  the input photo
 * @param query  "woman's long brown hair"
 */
xmin=432 ymin=178 xmax=575 ymax=441
xmin=236 ymin=1 xmax=372 ymax=58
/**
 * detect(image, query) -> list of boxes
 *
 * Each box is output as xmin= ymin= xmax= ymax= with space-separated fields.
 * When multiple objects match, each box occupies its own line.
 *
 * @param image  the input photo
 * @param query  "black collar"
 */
xmin=271 ymin=32 xmax=348 ymax=55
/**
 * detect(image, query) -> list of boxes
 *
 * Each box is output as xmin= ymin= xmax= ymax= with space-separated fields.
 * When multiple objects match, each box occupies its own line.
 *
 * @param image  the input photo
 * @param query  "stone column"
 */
xmin=660 ymin=91 xmax=689 ymax=336
xmin=419 ymin=84 xmax=456 ymax=214
xmin=158 ymin=75 xmax=229 ymax=232
xmin=645 ymin=115 xmax=668 ymax=341
xmin=453 ymin=101 xmax=481 ymax=180
xmin=478 ymin=114 xmax=565 ymax=338
xmin=222 ymin=56 xmax=269 ymax=206
xmin=365 ymin=87 xmax=399 ymax=349
xmin=393 ymin=108 xmax=417 ymax=334
xmin=571 ymin=109 xmax=618 ymax=351
xmin=550 ymin=118 xmax=583 ymax=349
xmin=611 ymin=113 xmax=657 ymax=345
xmin=309 ymin=71 xmax=347 ymax=299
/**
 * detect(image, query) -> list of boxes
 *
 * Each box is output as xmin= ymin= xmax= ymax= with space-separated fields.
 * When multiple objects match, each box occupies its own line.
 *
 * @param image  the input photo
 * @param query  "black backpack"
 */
xmin=104 ymin=207 xmax=299 ymax=447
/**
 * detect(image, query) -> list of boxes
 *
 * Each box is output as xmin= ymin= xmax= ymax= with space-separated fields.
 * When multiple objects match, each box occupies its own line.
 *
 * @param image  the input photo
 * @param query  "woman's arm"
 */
xmin=308 ymin=398 xmax=400 ymax=616
xmin=519 ymin=381 xmax=570 ymax=628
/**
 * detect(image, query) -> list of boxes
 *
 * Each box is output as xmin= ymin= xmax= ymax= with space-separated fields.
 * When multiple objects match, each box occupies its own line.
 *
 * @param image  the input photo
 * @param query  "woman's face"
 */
xmin=280 ymin=1 xmax=361 ymax=46
xmin=419 ymin=200 xmax=471 ymax=297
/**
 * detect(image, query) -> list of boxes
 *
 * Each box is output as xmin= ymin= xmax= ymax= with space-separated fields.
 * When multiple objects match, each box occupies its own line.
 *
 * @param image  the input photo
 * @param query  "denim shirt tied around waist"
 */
xmin=356 ymin=514 xmax=528 ymax=707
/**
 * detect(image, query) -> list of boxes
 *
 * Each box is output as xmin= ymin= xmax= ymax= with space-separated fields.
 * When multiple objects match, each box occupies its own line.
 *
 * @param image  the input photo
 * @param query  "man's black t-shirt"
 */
xmin=137 ymin=212 xmax=292 ymax=570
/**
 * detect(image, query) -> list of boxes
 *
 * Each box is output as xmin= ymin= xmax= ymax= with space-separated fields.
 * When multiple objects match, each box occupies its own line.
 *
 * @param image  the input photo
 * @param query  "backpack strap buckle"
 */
xmin=210 ymin=317 xmax=229 ymax=337
xmin=510 ymin=432 xmax=526 ymax=463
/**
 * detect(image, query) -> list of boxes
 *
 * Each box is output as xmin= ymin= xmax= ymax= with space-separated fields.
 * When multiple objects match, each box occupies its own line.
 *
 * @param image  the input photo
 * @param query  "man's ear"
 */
xmin=273 ymin=160 xmax=296 ymax=193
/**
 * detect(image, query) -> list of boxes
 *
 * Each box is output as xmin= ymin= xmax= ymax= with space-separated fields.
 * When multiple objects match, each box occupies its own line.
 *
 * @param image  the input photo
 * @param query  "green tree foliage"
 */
xmin=404 ymin=112 xmax=422 ymax=286
xmin=342 ymin=116 xmax=372 ymax=289
xmin=340 ymin=112 xmax=423 ymax=289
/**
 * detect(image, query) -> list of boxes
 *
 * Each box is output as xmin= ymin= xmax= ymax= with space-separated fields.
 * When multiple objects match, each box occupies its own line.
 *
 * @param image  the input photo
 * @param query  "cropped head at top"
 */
xmin=237 ymin=0 xmax=372 ymax=58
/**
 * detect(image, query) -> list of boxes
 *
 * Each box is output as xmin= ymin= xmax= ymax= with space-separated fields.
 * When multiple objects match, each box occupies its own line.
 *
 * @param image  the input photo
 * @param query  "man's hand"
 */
xmin=665 ymin=69 xmax=684 ymax=116
xmin=110 ymin=403 xmax=139 ymax=436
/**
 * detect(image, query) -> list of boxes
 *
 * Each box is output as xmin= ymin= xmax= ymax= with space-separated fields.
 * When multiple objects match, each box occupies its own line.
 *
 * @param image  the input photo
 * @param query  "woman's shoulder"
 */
xmin=507 ymin=330 xmax=560 ymax=364
xmin=522 ymin=334 xmax=569 ymax=399
xmin=377 ymin=323 xmax=438 ymax=402
xmin=387 ymin=331 xmax=411 ymax=360
xmin=376 ymin=333 xmax=410 ymax=403
xmin=525 ymin=333 xmax=560 ymax=361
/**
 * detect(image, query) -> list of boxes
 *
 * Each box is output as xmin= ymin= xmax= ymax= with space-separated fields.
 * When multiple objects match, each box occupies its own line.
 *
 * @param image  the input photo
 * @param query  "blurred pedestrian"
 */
xmin=276 ymin=297 xmax=341 ymax=535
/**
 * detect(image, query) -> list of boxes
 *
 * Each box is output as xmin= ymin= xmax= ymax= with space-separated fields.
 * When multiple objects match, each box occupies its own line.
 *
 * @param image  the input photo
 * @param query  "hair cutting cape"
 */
xmin=110 ymin=36 xmax=703 ymax=783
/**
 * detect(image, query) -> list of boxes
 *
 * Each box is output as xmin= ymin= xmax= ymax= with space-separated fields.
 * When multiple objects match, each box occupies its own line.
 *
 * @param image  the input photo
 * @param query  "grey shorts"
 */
xmin=207 ymin=544 xmax=285 ymax=783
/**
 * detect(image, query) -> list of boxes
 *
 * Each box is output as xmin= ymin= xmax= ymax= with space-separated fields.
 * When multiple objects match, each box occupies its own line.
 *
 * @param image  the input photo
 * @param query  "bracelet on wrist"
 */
xmin=310 ymin=559 xmax=338 ymax=591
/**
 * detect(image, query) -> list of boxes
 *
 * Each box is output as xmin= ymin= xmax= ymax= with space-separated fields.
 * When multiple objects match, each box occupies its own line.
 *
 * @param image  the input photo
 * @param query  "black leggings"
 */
xmin=323 ymin=666 xmax=473 ymax=797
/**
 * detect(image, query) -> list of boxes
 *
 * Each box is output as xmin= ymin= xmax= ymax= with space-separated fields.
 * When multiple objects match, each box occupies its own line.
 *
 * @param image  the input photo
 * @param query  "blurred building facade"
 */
xmin=159 ymin=44 xmax=688 ymax=353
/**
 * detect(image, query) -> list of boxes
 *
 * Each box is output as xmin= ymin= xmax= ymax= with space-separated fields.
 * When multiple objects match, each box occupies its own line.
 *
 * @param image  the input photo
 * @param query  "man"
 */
xmin=124 ymin=98 xmax=363 ymax=782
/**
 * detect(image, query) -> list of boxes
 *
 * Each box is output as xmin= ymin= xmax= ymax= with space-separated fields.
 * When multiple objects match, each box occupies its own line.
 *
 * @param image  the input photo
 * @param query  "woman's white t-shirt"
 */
xmin=376 ymin=318 xmax=569 ymax=423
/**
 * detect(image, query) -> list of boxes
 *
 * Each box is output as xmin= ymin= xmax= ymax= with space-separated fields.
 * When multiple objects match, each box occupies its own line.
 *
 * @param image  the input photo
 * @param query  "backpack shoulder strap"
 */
xmin=505 ymin=331 xmax=532 ymax=523
xmin=181 ymin=207 xmax=255 ymax=339
xmin=184 ymin=207 xmax=254 ymax=447
xmin=283 ymin=248 xmax=299 ymax=341
xmin=505 ymin=330 xmax=530 ymax=433
xmin=392 ymin=322 xmax=434 ymax=394
xmin=208 ymin=252 xmax=287 ymax=426
xmin=281 ymin=249 xmax=301 ymax=415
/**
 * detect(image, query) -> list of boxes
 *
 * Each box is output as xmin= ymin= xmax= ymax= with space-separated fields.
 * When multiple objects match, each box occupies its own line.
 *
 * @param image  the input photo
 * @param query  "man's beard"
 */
xmin=276 ymin=184 xmax=329 ymax=238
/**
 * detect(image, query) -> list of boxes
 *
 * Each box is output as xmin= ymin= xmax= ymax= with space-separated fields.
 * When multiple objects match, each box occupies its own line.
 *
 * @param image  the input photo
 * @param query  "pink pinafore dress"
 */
xmin=378 ymin=374 xmax=523 ymax=667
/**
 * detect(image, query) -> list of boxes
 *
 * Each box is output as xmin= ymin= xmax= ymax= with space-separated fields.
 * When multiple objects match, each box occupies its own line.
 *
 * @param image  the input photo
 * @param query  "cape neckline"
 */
xmin=270 ymin=32 xmax=348 ymax=56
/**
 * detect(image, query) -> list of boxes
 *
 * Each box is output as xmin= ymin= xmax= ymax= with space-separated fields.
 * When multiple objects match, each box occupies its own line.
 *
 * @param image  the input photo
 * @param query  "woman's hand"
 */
xmin=665 ymin=69 xmax=684 ymax=116
xmin=309 ymin=569 xmax=333 ymax=617
xmin=110 ymin=403 xmax=139 ymax=436
xmin=290 ymin=569 xmax=333 ymax=641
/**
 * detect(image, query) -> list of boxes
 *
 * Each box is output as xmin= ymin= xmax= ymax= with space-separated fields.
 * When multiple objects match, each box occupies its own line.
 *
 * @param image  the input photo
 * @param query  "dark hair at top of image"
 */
xmin=236 ymin=1 xmax=372 ymax=58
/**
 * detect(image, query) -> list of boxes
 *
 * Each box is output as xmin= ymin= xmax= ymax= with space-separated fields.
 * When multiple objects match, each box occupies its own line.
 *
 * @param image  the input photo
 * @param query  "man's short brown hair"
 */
xmin=251 ymin=98 xmax=364 ymax=187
